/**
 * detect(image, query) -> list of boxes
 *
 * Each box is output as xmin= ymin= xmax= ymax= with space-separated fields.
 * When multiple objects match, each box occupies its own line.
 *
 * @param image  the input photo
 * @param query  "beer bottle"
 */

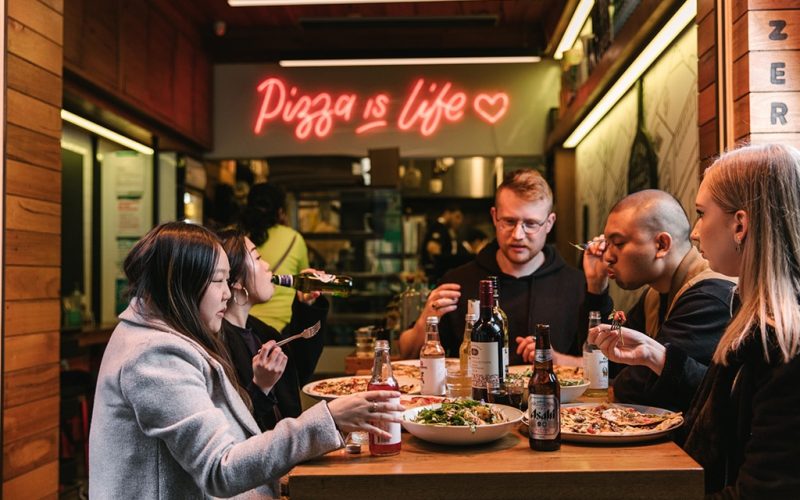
xmin=271 ymin=272 xmax=353 ymax=297
xmin=583 ymin=311 xmax=609 ymax=397
xmin=420 ymin=316 xmax=446 ymax=396
xmin=529 ymin=324 xmax=561 ymax=451
xmin=470 ymin=280 xmax=503 ymax=402
xmin=488 ymin=276 xmax=509 ymax=377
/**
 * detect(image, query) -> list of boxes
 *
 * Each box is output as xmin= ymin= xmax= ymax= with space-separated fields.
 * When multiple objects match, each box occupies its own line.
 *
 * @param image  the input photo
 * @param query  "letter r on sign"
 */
xmin=771 ymin=102 xmax=788 ymax=125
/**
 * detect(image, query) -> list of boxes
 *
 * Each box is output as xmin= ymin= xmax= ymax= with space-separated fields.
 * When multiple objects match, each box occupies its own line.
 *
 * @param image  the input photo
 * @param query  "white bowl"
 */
xmin=401 ymin=403 xmax=523 ymax=445
xmin=560 ymin=381 xmax=590 ymax=403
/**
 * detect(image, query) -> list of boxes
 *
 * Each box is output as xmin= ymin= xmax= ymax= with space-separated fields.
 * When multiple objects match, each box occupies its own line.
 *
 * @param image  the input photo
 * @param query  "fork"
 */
xmin=610 ymin=317 xmax=624 ymax=347
xmin=276 ymin=321 xmax=321 ymax=347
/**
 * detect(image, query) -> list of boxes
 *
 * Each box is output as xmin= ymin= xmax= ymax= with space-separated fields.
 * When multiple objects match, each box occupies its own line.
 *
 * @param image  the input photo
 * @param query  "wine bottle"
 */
xmin=488 ymin=276 xmax=509 ymax=377
xmin=368 ymin=340 xmax=401 ymax=456
xmin=470 ymin=280 xmax=503 ymax=402
xmin=459 ymin=299 xmax=479 ymax=376
xmin=420 ymin=316 xmax=446 ymax=396
xmin=271 ymin=272 xmax=353 ymax=297
xmin=583 ymin=311 xmax=609 ymax=397
xmin=529 ymin=324 xmax=561 ymax=451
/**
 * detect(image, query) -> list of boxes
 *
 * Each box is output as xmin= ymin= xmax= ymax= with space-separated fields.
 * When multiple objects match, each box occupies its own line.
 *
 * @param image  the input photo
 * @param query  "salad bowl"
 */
xmin=401 ymin=401 xmax=523 ymax=445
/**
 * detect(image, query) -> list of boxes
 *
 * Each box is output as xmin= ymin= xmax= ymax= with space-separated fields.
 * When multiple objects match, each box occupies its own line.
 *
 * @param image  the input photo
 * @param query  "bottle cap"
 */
xmin=374 ymin=339 xmax=390 ymax=351
xmin=426 ymin=316 xmax=439 ymax=325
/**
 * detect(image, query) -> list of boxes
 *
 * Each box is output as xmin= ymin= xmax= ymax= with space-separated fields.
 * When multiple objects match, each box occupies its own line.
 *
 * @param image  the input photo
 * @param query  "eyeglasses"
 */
xmin=496 ymin=217 xmax=550 ymax=235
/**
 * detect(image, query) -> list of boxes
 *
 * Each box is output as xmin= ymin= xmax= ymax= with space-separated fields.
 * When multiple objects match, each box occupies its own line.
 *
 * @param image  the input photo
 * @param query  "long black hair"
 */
xmin=217 ymin=227 xmax=251 ymax=290
xmin=241 ymin=183 xmax=286 ymax=247
xmin=123 ymin=221 xmax=252 ymax=410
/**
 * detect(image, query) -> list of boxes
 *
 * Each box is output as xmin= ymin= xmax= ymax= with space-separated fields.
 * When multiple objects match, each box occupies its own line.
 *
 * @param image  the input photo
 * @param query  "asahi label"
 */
xmin=530 ymin=394 xmax=559 ymax=440
xmin=372 ymin=396 xmax=401 ymax=444
xmin=534 ymin=348 xmax=552 ymax=363
xmin=470 ymin=341 xmax=500 ymax=388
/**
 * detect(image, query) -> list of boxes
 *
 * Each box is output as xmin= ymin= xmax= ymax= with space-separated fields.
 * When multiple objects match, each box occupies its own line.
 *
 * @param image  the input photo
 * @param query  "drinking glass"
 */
xmin=486 ymin=379 xmax=525 ymax=409
xmin=445 ymin=365 xmax=472 ymax=398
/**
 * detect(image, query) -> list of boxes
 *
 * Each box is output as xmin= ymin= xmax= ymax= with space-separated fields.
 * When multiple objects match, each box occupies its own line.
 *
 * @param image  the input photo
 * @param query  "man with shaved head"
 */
xmin=583 ymin=189 xmax=736 ymax=411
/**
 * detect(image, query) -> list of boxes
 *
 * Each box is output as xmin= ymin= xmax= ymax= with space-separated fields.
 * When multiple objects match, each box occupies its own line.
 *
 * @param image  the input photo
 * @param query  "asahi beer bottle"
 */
xmin=529 ymin=324 xmax=561 ymax=451
xmin=583 ymin=311 xmax=609 ymax=397
xmin=368 ymin=340 xmax=401 ymax=456
xmin=271 ymin=272 xmax=353 ymax=297
xmin=420 ymin=316 xmax=446 ymax=396
xmin=470 ymin=280 xmax=503 ymax=402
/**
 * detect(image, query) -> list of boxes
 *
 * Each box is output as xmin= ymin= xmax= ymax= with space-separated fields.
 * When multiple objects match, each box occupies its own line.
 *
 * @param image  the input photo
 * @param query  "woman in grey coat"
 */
xmin=89 ymin=222 xmax=402 ymax=499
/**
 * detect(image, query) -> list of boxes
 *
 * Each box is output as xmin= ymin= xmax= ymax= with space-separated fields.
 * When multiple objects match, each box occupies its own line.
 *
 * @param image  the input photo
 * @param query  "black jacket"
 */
xmin=437 ymin=241 xmax=586 ymax=362
xmin=584 ymin=279 xmax=735 ymax=411
xmin=677 ymin=328 xmax=800 ymax=498
xmin=222 ymin=297 xmax=327 ymax=431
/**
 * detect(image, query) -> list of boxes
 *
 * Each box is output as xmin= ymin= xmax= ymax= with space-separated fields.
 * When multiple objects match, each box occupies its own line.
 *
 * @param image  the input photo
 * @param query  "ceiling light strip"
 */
xmin=563 ymin=0 xmax=696 ymax=148
xmin=61 ymin=110 xmax=155 ymax=155
xmin=554 ymin=0 xmax=595 ymax=60
xmin=279 ymin=56 xmax=541 ymax=67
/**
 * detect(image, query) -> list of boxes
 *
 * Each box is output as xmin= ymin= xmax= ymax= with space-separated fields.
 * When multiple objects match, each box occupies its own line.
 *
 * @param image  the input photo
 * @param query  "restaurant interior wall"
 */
xmin=574 ymin=25 xmax=699 ymax=311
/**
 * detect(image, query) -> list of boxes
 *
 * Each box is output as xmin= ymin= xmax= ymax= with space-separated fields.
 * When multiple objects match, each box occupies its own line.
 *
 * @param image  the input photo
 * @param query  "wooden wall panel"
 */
xmin=118 ymin=0 xmax=149 ymax=104
xmin=2 ymin=427 xmax=59 ymax=479
xmin=3 ymin=396 xmax=59 ymax=443
xmin=698 ymin=83 xmax=717 ymax=126
xmin=7 ymin=54 xmax=61 ymax=106
xmin=5 ymin=300 xmax=61 ymax=336
xmin=3 ymin=363 xmax=60 ymax=409
xmin=698 ymin=12 xmax=716 ymax=57
xmin=6 ymin=124 xmax=61 ymax=170
xmin=5 ymin=195 xmax=61 ymax=234
xmin=7 ymin=0 xmax=63 ymax=44
xmin=4 ymin=332 xmax=60 ymax=372
xmin=5 ymin=266 xmax=60 ymax=300
xmin=7 ymin=18 xmax=61 ymax=76
xmin=745 ymin=92 xmax=800 ymax=133
xmin=40 ymin=0 xmax=63 ymax=14
xmin=7 ymin=88 xmax=61 ymax=139
xmin=6 ymin=230 xmax=61 ymax=267
xmin=2 ymin=461 xmax=58 ymax=499
xmin=698 ymin=49 xmax=717 ymax=92
xmin=743 ymin=50 xmax=800 ymax=94
xmin=173 ymin=35 xmax=195 ymax=134
xmin=6 ymin=159 xmax=61 ymax=202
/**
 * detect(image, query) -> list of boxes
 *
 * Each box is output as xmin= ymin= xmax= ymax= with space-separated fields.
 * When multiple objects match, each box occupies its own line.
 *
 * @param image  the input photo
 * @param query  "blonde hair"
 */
xmin=496 ymin=169 xmax=553 ymax=212
xmin=704 ymin=143 xmax=800 ymax=365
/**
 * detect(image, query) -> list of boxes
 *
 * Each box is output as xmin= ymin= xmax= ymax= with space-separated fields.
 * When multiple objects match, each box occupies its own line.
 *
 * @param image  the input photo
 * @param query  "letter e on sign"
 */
xmin=771 ymin=62 xmax=786 ymax=85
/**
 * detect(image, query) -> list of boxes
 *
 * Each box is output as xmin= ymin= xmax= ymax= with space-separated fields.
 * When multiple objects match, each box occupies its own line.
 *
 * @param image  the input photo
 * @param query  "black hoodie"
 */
xmin=437 ymin=240 xmax=586 ymax=363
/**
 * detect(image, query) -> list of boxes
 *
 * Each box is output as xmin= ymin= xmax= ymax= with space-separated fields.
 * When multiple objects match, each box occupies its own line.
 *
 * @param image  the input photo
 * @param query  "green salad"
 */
xmin=412 ymin=399 xmax=506 ymax=432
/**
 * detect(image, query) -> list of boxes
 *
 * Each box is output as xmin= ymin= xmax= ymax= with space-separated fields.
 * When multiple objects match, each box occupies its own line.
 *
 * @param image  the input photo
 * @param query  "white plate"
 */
xmin=402 ymin=402 xmax=523 ymax=445
xmin=508 ymin=366 xmax=589 ymax=402
xmin=302 ymin=375 xmax=421 ymax=401
xmin=522 ymin=403 xmax=684 ymax=444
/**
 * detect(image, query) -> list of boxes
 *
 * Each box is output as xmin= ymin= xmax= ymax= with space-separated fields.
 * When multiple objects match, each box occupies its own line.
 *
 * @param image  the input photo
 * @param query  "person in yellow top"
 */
xmin=242 ymin=183 xmax=309 ymax=331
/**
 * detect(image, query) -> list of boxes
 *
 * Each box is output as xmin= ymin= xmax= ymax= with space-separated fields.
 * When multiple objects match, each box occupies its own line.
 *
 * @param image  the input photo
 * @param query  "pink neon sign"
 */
xmin=253 ymin=77 xmax=509 ymax=140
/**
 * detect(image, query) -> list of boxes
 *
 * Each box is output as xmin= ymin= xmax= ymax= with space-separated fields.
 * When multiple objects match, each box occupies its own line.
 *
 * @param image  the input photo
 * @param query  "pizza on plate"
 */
xmin=561 ymin=404 xmax=683 ymax=435
xmin=400 ymin=395 xmax=445 ymax=409
xmin=311 ymin=377 xmax=420 ymax=397
xmin=391 ymin=362 xmax=421 ymax=379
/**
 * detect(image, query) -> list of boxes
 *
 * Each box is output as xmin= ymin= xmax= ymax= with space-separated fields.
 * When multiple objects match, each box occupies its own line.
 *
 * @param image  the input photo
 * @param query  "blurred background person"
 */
xmin=420 ymin=204 xmax=463 ymax=284
xmin=219 ymin=228 xmax=327 ymax=431
xmin=242 ymin=182 xmax=310 ymax=331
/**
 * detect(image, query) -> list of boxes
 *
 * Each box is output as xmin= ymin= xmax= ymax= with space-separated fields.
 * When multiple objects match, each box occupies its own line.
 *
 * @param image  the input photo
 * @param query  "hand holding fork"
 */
xmin=276 ymin=321 xmax=321 ymax=347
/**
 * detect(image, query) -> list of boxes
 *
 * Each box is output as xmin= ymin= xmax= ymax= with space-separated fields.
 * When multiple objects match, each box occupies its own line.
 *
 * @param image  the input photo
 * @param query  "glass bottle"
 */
xmin=399 ymin=274 xmax=422 ymax=331
xmin=368 ymin=340 xmax=401 ymax=456
xmin=459 ymin=299 xmax=480 ymax=376
xmin=529 ymin=324 xmax=561 ymax=451
xmin=583 ymin=311 xmax=609 ymax=398
xmin=271 ymin=271 xmax=353 ymax=297
xmin=488 ymin=276 xmax=509 ymax=377
xmin=470 ymin=280 xmax=503 ymax=402
xmin=420 ymin=316 xmax=446 ymax=396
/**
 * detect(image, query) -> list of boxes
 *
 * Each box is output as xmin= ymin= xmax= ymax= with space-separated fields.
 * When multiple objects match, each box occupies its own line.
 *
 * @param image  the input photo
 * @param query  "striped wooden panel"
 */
xmin=7 ymin=53 xmax=61 ymax=106
xmin=698 ymin=11 xmax=716 ymax=57
xmin=6 ymin=230 xmax=61 ymax=266
xmin=744 ymin=92 xmax=800 ymax=133
xmin=3 ymin=363 xmax=60 ymax=409
xmin=736 ymin=50 xmax=800 ymax=96
xmin=5 ymin=267 xmax=60 ymax=300
xmin=698 ymin=48 xmax=717 ymax=92
xmin=1 ymin=461 xmax=58 ymax=499
xmin=5 ymin=194 xmax=60 ymax=234
xmin=3 ymin=396 xmax=59 ymax=443
xmin=734 ymin=0 xmax=800 ymax=21
xmin=5 ymin=300 xmax=61 ymax=336
xmin=6 ymin=159 xmax=61 ymax=202
xmin=698 ymin=83 xmax=717 ymax=126
xmin=39 ymin=0 xmax=63 ymax=14
xmin=699 ymin=119 xmax=719 ymax=162
xmin=7 ymin=88 xmax=60 ymax=139
xmin=7 ymin=0 xmax=63 ymax=44
xmin=733 ymin=10 xmax=800 ymax=60
xmin=4 ymin=332 xmax=60 ymax=372
xmin=6 ymin=124 xmax=61 ymax=170
xmin=2 ymin=427 xmax=59 ymax=479
xmin=7 ymin=17 xmax=61 ymax=76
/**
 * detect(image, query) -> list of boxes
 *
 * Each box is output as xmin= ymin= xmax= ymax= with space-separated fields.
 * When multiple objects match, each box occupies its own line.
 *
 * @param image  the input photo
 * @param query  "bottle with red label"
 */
xmin=368 ymin=339 xmax=402 ymax=456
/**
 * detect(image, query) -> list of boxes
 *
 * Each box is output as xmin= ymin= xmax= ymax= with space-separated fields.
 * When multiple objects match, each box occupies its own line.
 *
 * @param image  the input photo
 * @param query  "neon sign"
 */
xmin=253 ymin=77 xmax=510 ymax=140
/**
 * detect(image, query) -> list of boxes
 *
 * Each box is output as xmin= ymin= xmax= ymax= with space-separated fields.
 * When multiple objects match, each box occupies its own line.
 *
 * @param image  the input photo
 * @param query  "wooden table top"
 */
xmin=289 ymin=427 xmax=703 ymax=499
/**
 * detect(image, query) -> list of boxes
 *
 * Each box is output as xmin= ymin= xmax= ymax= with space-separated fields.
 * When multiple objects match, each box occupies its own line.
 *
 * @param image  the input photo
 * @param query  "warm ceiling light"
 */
xmin=554 ymin=0 xmax=594 ymax=60
xmin=279 ymin=56 xmax=541 ymax=67
xmin=563 ymin=0 xmax=696 ymax=148
xmin=61 ymin=110 xmax=155 ymax=155
xmin=229 ymin=0 xmax=472 ymax=5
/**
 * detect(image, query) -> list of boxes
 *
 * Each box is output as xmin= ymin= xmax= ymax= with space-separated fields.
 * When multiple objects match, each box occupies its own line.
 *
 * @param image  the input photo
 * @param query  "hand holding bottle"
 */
xmin=588 ymin=324 xmax=667 ymax=375
xmin=252 ymin=340 xmax=288 ymax=394
xmin=327 ymin=391 xmax=404 ymax=440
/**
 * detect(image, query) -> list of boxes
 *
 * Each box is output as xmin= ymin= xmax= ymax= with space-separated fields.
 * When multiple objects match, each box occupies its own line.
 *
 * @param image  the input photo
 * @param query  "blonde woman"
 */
xmin=590 ymin=144 xmax=800 ymax=497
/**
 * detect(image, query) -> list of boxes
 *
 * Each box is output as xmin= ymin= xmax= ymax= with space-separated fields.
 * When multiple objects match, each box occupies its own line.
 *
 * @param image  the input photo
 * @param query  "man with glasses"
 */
xmin=399 ymin=169 xmax=585 ymax=363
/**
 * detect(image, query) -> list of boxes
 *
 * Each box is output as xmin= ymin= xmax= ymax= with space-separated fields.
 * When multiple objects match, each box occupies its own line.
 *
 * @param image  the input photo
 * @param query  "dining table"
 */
xmin=288 ymin=421 xmax=703 ymax=499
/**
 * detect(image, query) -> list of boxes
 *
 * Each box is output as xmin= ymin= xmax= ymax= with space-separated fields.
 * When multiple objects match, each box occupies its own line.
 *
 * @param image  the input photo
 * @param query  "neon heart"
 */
xmin=473 ymin=93 xmax=509 ymax=124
